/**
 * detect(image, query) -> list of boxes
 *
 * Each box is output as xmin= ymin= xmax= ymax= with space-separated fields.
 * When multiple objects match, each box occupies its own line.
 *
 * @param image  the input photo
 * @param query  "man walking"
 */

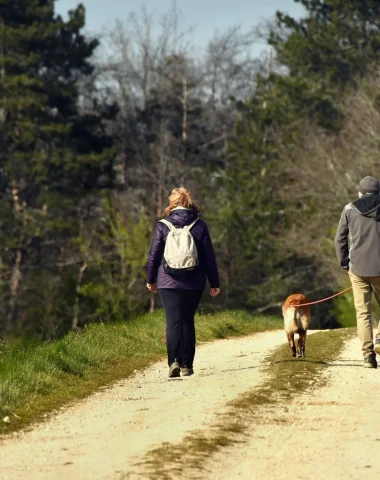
xmin=335 ymin=176 xmax=380 ymax=368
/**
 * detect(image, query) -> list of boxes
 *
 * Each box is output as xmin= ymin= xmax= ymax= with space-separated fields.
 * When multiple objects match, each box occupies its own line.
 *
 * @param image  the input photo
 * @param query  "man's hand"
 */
xmin=210 ymin=288 xmax=220 ymax=297
xmin=146 ymin=283 xmax=157 ymax=294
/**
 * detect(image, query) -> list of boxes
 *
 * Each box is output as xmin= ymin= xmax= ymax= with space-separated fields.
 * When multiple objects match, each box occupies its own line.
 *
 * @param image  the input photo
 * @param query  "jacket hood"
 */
xmin=352 ymin=194 xmax=380 ymax=219
xmin=166 ymin=208 xmax=199 ymax=227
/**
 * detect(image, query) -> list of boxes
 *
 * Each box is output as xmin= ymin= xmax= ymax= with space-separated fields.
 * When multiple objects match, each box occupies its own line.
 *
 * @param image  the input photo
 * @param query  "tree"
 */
xmin=96 ymin=5 xmax=260 ymax=221
xmin=273 ymin=0 xmax=380 ymax=87
xmin=0 ymin=1 xmax=116 ymax=336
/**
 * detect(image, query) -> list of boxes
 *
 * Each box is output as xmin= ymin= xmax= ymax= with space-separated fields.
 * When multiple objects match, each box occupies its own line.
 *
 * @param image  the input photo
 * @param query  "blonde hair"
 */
xmin=164 ymin=187 xmax=200 ymax=216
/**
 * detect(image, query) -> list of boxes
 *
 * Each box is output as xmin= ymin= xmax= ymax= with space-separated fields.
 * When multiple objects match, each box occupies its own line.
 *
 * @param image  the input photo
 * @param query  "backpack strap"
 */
xmin=183 ymin=218 xmax=199 ymax=231
xmin=159 ymin=219 xmax=175 ymax=231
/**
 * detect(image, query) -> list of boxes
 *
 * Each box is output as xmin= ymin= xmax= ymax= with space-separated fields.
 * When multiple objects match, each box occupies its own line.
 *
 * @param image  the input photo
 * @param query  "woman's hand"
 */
xmin=146 ymin=283 xmax=157 ymax=294
xmin=210 ymin=288 xmax=220 ymax=297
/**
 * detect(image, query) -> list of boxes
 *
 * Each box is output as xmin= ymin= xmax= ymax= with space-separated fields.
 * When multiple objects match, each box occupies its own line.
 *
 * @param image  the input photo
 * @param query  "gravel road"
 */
xmin=1 ymin=330 xmax=378 ymax=480
xmin=201 ymin=336 xmax=380 ymax=480
xmin=0 ymin=330 xmax=289 ymax=480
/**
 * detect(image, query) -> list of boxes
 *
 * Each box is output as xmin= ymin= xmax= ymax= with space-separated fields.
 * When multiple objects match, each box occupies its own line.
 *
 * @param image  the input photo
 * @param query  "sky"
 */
xmin=55 ymin=0 xmax=306 ymax=55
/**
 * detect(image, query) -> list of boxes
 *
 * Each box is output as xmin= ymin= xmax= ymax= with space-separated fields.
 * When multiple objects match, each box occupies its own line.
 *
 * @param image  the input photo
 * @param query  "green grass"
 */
xmin=0 ymin=310 xmax=281 ymax=435
xmin=138 ymin=328 xmax=356 ymax=480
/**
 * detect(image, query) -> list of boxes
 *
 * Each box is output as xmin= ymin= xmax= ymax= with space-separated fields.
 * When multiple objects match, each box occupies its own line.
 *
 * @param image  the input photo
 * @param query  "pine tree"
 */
xmin=213 ymin=0 xmax=380 ymax=310
xmin=0 ymin=1 xmax=116 ymax=335
xmin=272 ymin=0 xmax=380 ymax=90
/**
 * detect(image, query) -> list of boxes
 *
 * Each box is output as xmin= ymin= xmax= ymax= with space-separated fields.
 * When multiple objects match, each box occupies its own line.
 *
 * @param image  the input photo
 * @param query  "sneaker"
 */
xmin=168 ymin=361 xmax=181 ymax=378
xmin=375 ymin=340 xmax=380 ymax=356
xmin=363 ymin=355 xmax=377 ymax=369
xmin=181 ymin=367 xmax=194 ymax=377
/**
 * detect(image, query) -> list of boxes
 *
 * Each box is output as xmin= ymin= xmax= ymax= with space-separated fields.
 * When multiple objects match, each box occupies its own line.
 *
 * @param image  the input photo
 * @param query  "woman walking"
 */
xmin=146 ymin=187 xmax=220 ymax=378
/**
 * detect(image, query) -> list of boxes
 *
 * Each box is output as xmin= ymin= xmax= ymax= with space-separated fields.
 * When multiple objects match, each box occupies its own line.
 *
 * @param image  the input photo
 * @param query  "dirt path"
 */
xmin=0 ymin=330 xmax=290 ymax=480
xmin=1 ymin=330 xmax=379 ymax=480
xmin=202 ymin=336 xmax=380 ymax=480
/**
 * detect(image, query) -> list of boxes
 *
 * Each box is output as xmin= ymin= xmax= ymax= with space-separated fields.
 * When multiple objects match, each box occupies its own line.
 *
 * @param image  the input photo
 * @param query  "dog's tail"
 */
xmin=294 ymin=307 xmax=303 ymax=331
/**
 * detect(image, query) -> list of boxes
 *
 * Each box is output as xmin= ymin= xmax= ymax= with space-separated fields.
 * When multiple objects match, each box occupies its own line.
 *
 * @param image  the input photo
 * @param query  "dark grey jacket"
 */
xmin=335 ymin=194 xmax=380 ymax=276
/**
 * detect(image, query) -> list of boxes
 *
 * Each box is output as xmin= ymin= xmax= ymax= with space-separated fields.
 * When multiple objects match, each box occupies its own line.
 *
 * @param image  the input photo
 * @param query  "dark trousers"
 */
xmin=159 ymin=289 xmax=203 ymax=368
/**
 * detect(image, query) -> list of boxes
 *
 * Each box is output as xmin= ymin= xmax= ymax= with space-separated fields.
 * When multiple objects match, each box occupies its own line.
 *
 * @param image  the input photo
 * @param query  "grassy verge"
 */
xmin=138 ymin=328 xmax=356 ymax=480
xmin=0 ymin=310 xmax=281 ymax=435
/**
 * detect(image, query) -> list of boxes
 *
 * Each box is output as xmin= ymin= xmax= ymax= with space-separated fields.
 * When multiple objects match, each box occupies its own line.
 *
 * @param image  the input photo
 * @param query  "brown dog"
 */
xmin=282 ymin=294 xmax=311 ymax=358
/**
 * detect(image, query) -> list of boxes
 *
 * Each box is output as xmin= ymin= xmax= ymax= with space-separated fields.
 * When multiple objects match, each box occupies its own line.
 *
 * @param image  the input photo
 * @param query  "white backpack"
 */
xmin=159 ymin=219 xmax=199 ymax=275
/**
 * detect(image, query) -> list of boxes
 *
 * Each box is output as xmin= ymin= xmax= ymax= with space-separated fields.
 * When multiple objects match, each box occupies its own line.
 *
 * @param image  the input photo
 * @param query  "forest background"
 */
xmin=1 ymin=0 xmax=380 ymax=340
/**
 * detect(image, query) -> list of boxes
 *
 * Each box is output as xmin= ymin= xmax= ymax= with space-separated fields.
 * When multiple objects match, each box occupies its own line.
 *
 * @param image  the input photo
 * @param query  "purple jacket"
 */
xmin=147 ymin=208 xmax=220 ymax=290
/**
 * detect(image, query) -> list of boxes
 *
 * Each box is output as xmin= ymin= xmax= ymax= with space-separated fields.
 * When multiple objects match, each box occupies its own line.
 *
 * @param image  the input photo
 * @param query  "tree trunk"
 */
xmin=7 ymin=249 xmax=23 ymax=334
xmin=72 ymin=257 xmax=88 ymax=330
xmin=182 ymin=76 xmax=188 ymax=141
xmin=156 ymin=180 xmax=164 ymax=218
xmin=5 ymin=180 xmax=25 ymax=334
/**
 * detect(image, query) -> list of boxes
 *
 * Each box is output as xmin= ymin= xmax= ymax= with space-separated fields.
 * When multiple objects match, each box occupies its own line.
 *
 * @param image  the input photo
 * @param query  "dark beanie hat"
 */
xmin=356 ymin=176 xmax=380 ymax=195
